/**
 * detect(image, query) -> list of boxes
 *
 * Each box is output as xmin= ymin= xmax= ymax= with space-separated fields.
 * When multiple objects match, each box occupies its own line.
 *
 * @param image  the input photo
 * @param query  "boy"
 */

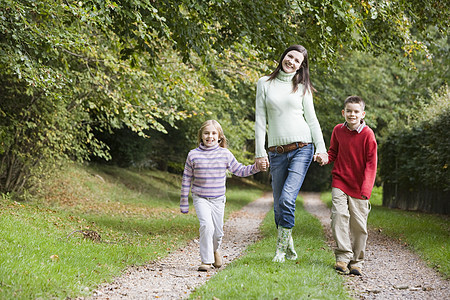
xmin=316 ymin=96 xmax=377 ymax=276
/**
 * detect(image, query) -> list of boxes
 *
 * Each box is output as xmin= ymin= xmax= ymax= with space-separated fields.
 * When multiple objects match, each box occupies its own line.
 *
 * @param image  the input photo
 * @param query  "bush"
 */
xmin=379 ymin=86 xmax=450 ymax=214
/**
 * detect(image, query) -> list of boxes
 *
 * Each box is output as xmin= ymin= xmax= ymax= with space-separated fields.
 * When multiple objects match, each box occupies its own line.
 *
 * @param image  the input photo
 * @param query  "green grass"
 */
xmin=190 ymin=196 xmax=352 ymax=300
xmin=0 ymin=163 xmax=264 ymax=299
xmin=3 ymin=165 xmax=448 ymax=299
xmin=320 ymin=186 xmax=450 ymax=278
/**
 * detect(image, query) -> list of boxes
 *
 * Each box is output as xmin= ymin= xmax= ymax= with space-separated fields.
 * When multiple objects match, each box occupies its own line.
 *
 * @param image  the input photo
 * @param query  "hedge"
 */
xmin=379 ymin=86 xmax=449 ymax=214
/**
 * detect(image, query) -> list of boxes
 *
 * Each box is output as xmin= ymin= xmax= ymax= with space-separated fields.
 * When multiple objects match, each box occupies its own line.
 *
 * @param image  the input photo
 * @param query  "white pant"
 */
xmin=331 ymin=188 xmax=371 ymax=268
xmin=193 ymin=194 xmax=226 ymax=264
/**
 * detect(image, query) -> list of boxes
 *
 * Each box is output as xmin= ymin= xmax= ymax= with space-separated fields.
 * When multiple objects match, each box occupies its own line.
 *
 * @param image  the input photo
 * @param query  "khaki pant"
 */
xmin=331 ymin=188 xmax=371 ymax=268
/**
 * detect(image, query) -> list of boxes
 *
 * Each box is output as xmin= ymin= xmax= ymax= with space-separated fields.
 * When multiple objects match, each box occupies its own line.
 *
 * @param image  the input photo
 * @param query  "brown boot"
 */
xmin=349 ymin=265 xmax=362 ymax=276
xmin=334 ymin=261 xmax=350 ymax=275
xmin=198 ymin=263 xmax=213 ymax=272
xmin=213 ymin=251 xmax=223 ymax=268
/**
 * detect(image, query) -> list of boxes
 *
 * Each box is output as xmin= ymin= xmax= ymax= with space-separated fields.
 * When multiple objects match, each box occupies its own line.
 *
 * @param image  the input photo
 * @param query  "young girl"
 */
xmin=180 ymin=120 xmax=261 ymax=271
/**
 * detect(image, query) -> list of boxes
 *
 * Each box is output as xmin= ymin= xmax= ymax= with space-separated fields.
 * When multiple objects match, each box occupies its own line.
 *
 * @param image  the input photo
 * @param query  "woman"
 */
xmin=255 ymin=45 xmax=328 ymax=262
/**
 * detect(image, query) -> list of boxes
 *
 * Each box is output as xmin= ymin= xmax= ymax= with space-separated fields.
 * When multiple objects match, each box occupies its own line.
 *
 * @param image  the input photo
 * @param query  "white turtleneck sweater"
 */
xmin=255 ymin=70 xmax=326 ymax=158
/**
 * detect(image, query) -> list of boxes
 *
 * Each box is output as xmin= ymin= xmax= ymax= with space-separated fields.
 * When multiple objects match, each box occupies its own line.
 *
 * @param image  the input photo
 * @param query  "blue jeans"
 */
xmin=269 ymin=144 xmax=314 ymax=228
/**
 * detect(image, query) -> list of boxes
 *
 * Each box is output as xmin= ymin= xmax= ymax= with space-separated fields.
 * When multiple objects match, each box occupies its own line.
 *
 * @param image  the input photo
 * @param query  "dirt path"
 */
xmin=301 ymin=192 xmax=450 ymax=299
xmin=85 ymin=192 xmax=273 ymax=299
xmin=84 ymin=192 xmax=449 ymax=299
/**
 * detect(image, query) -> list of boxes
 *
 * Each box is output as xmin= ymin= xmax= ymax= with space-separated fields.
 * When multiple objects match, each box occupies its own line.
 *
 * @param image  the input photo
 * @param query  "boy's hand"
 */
xmin=314 ymin=155 xmax=323 ymax=164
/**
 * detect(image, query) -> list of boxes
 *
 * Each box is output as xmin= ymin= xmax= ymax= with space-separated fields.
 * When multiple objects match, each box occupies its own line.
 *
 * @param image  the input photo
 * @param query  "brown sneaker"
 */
xmin=213 ymin=251 xmax=223 ymax=268
xmin=334 ymin=261 xmax=350 ymax=275
xmin=198 ymin=263 xmax=213 ymax=272
xmin=349 ymin=266 xmax=362 ymax=276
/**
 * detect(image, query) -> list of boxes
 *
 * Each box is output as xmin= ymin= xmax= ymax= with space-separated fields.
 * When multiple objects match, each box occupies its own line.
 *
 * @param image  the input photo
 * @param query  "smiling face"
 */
xmin=201 ymin=124 xmax=220 ymax=147
xmin=281 ymin=50 xmax=304 ymax=74
xmin=342 ymin=102 xmax=366 ymax=130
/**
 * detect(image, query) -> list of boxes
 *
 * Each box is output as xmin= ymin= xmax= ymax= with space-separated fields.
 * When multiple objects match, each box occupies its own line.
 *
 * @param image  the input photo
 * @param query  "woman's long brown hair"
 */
xmin=267 ymin=45 xmax=316 ymax=95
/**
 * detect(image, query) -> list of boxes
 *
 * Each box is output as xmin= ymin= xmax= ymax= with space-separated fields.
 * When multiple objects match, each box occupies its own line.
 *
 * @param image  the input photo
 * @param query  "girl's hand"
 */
xmin=256 ymin=157 xmax=269 ymax=172
xmin=256 ymin=161 xmax=266 ymax=172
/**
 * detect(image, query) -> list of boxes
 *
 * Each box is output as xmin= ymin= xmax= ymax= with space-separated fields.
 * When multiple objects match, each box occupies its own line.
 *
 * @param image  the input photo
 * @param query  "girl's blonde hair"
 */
xmin=197 ymin=119 xmax=228 ymax=148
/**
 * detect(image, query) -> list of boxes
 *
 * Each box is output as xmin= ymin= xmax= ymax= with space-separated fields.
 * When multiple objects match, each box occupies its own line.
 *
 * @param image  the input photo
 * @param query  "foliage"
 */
xmin=315 ymin=25 xmax=449 ymax=142
xmin=1 ymin=0 xmax=449 ymax=195
xmin=0 ymin=162 xmax=264 ymax=298
xmin=378 ymin=85 xmax=450 ymax=213
xmin=0 ymin=0 xmax=204 ymax=193
xmin=305 ymin=51 xmax=414 ymax=190
xmin=161 ymin=0 xmax=449 ymax=66
xmin=310 ymin=26 xmax=448 ymax=191
xmin=93 ymin=44 xmax=266 ymax=169
xmin=379 ymin=86 xmax=450 ymax=192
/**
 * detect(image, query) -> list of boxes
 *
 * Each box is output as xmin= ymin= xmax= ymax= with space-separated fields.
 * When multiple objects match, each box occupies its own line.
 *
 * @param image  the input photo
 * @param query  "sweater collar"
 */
xmin=342 ymin=120 xmax=366 ymax=133
xmin=199 ymin=143 xmax=220 ymax=151
xmin=277 ymin=70 xmax=295 ymax=82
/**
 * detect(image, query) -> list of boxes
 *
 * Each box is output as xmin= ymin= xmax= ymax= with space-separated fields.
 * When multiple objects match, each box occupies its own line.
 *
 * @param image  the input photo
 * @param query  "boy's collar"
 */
xmin=342 ymin=120 xmax=366 ymax=133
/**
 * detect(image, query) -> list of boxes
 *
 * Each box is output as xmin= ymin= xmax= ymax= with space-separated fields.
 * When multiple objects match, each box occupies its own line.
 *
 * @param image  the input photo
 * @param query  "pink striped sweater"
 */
xmin=180 ymin=144 xmax=259 ymax=213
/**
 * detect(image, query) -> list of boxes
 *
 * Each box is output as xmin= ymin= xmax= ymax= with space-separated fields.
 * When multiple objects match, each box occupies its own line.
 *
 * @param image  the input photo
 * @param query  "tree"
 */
xmin=0 ymin=0 xmax=203 ymax=193
xmin=1 ymin=0 xmax=448 ymax=195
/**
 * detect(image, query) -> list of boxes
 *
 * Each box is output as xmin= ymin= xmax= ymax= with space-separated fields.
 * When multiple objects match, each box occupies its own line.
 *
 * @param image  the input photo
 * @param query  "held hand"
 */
xmin=313 ymin=155 xmax=323 ymax=164
xmin=255 ymin=158 xmax=265 ymax=172
xmin=255 ymin=157 xmax=269 ymax=172
xmin=314 ymin=153 xmax=329 ymax=166
xmin=258 ymin=161 xmax=266 ymax=172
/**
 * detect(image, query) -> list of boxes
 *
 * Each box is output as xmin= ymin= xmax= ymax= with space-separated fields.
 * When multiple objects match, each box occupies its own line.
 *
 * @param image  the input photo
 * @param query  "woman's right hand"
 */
xmin=256 ymin=157 xmax=269 ymax=172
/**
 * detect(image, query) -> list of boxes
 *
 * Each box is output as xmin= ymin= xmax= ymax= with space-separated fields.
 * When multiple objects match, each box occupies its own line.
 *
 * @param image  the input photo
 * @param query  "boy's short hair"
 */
xmin=344 ymin=96 xmax=365 ymax=111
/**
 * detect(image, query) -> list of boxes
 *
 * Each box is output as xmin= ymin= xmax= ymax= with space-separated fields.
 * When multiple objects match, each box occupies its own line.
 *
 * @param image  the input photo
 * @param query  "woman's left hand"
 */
xmin=314 ymin=153 xmax=329 ymax=166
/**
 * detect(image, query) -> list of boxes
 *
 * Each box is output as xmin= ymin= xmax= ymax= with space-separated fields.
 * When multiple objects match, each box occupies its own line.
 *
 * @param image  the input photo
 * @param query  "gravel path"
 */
xmin=301 ymin=192 xmax=450 ymax=300
xmin=85 ymin=192 xmax=273 ymax=300
xmin=83 ymin=192 xmax=449 ymax=300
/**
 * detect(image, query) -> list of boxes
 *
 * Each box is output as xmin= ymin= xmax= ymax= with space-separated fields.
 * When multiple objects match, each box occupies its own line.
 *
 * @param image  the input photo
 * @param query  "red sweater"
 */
xmin=327 ymin=124 xmax=377 ymax=199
